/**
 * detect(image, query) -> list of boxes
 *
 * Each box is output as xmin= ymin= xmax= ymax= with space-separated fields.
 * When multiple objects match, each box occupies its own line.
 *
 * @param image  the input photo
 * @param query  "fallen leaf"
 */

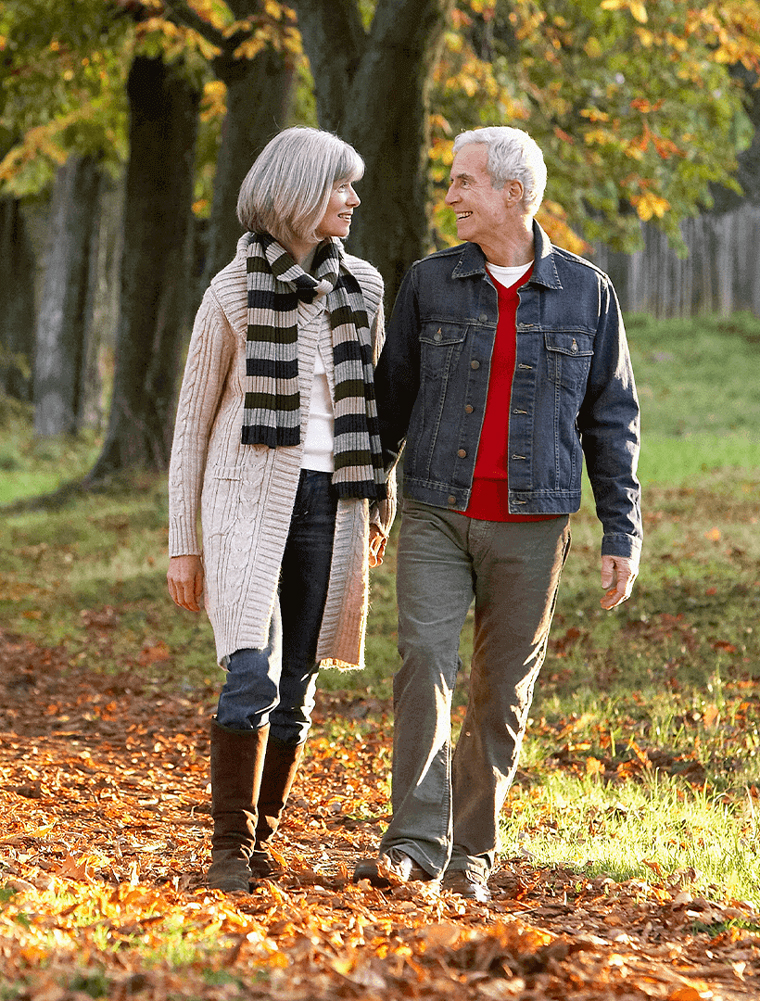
xmin=668 ymin=987 xmax=704 ymax=1001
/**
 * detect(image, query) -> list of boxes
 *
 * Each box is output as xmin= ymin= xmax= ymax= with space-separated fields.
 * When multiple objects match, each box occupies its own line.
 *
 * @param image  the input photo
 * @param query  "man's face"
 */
xmin=445 ymin=144 xmax=510 ymax=247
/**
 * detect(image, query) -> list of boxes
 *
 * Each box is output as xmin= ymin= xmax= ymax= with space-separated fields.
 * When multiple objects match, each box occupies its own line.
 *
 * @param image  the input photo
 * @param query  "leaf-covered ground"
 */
xmin=1 ymin=626 xmax=759 ymax=1001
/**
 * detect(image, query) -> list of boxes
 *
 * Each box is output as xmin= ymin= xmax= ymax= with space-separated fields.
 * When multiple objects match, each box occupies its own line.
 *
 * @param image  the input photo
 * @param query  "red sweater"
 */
xmin=463 ymin=266 xmax=556 ymax=523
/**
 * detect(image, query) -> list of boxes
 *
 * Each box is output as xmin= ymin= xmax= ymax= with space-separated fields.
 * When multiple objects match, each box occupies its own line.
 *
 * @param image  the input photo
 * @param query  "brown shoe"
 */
xmin=441 ymin=868 xmax=491 ymax=902
xmin=353 ymin=848 xmax=434 ymax=888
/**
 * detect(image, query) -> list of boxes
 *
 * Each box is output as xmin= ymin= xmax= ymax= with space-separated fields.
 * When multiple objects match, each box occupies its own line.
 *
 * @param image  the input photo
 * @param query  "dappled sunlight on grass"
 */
xmin=504 ymin=753 xmax=760 ymax=905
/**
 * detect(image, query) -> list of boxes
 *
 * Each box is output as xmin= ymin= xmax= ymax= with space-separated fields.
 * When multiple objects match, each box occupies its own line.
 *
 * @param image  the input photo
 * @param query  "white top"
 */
xmin=486 ymin=261 xmax=533 ymax=288
xmin=302 ymin=343 xmax=335 ymax=472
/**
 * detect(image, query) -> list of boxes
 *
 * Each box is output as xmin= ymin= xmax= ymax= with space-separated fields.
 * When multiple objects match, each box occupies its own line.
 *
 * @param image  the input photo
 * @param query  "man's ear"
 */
xmin=505 ymin=179 xmax=524 ymax=205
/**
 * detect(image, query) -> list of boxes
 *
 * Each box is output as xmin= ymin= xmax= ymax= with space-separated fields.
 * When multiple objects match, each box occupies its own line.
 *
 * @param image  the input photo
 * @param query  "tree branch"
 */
xmin=161 ymin=0 xmax=247 ymax=53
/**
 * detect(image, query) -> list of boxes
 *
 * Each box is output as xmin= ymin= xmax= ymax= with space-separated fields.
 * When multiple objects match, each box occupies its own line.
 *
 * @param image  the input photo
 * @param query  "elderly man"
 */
xmin=354 ymin=126 xmax=641 ymax=902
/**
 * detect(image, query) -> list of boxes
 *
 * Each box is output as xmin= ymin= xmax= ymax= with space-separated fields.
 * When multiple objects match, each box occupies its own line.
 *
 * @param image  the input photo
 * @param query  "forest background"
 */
xmin=2 ymin=1 xmax=760 ymax=999
xmin=1 ymin=0 xmax=760 ymax=479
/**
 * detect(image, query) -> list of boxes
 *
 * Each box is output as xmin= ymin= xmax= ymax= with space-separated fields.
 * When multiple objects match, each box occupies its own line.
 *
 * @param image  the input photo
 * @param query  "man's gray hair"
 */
xmin=237 ymin=127 xmax=364 ymax=247
xmin=453 ymin=127 xmax=547 ymax=216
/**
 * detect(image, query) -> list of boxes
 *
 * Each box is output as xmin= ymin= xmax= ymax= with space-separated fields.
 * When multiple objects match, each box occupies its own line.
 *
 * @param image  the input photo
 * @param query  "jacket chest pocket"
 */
xmin=419 ymin=320 xmax=468 ymax=379
xmin=544 ymin=331 xmax=594 ymax=390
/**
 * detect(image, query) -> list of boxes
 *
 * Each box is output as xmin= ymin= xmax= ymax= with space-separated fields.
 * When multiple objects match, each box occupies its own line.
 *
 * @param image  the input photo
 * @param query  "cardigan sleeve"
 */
xmin=167 ymin=287 xmax=236 ymax=557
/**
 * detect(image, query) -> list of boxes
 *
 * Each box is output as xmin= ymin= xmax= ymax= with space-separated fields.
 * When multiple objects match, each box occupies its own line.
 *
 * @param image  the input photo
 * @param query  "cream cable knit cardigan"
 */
xmin=168 ymin=235 xmax=395 ymax=669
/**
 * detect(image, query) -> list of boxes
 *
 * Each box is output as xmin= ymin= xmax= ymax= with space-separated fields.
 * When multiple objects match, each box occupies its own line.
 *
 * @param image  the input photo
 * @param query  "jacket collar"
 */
xmin=450 ymin=220 xmax=563 ymax=290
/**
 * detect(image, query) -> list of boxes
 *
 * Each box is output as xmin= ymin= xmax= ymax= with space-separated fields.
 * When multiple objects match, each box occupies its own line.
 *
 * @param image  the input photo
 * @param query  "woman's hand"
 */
xmin=369 ymin=526 xmax=387 ymax=568
xmin=167 ymin=554 xmax=205 ymax=612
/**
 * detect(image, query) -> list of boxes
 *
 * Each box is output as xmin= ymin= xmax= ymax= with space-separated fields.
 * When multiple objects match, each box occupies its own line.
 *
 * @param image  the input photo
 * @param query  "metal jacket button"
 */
xmin=457 ymin=449 xmax=467 ymax=458
xmin=471 ymin=360 xmax=480 ymax=370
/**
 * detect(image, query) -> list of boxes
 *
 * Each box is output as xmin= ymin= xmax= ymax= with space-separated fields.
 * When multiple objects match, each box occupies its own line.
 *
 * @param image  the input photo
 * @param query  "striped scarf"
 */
xmin=242 ymin=232 xmax=387 ymax=500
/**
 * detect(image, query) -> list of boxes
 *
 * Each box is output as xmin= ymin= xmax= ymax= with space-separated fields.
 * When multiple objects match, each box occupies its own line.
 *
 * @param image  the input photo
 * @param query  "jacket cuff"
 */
xmin=601 ymin=533 xmax=642 ymax=559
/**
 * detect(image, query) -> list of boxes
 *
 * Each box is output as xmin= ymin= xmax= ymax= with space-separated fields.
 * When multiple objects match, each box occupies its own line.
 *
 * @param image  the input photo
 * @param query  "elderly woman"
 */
xmin=167 ymin=127 xmax=393 ymax=893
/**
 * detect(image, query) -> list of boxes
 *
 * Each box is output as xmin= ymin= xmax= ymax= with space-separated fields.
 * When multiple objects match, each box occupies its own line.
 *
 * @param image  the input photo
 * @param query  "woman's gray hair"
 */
xmin=453 ymin=127 xmax=547 ymax=216
xmin=237 ymin=127 xmax=364 ymax=247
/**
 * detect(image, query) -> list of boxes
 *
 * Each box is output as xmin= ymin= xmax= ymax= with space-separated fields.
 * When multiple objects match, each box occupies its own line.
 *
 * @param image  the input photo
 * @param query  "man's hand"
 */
xmin=600 ymin=553 xmax=639 ymax=610
xmin=369 ymin=526 xmax=387 ymax=568
xmin=168 ymin=554 xmax=204 ymax=612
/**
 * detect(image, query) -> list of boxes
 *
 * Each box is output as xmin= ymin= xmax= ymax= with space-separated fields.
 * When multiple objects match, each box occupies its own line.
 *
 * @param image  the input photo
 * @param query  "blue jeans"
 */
xmin=215 ymin=470 xmax=338 ymax=744
xmin=379 ymin=500 xmax=571 ymax=877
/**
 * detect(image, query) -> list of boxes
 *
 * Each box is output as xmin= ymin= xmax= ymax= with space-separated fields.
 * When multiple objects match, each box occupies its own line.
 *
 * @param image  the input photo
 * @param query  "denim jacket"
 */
xmin=374 ymin=222 xmax=642 ymax=558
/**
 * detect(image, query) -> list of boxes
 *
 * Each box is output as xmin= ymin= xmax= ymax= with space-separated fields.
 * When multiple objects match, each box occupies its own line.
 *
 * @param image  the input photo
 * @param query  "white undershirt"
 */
xmin=486 ymin=261 xmax=533 ymax=288
xmin=302 ymin=344 xmax=335 ymax=472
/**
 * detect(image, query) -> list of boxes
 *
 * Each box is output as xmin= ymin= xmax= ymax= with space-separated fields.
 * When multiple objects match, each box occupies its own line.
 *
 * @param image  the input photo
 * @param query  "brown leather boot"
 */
xmin=206 ymin=719 xmax=269 ymax=893
xmin=249 ymin=735 xmax=305 ymax=878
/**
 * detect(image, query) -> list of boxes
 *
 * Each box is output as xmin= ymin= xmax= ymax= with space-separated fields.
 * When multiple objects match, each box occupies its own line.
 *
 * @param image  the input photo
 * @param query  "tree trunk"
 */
xmin=0 ymin=196 xmax=36 ymax=403
xmin=161 ymin=0 xmax=295 ymax=289
xmin=292 ymin=0 xmax=455 ymax=304
xmin=202 ymin=44 xmax=294 ymax=288
xmin=86 ymin=55 xmax=200 ymax=482
xmin=77 ymin=177 xmax=124 ymax=432
xmin=287 ymin=0 xmax=367 ymax=134
xmin=33 ymin=155 xmax=102 ymax=436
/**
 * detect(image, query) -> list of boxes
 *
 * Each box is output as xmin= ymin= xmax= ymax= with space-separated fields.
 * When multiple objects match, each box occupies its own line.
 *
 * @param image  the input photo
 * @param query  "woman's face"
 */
xmin=315 ymin=178 xmax=361 ymax=241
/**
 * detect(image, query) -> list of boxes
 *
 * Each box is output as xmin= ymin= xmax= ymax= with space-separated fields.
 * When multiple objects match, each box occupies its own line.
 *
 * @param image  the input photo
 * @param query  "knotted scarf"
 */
xmin=242 ymin=232 xmax=387 ymax=500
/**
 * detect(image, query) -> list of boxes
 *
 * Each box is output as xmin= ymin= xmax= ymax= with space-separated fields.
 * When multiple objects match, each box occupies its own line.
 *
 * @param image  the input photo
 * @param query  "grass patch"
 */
xmin=501 ymin=768 xmax=759 ymax=895
xmin=0 ymin=406 xmax=102 ymax=506
xmin=626 ymin=311 xmax=760 ymax=438
xmin=626 ymin=311 xmax=760 ymax=485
